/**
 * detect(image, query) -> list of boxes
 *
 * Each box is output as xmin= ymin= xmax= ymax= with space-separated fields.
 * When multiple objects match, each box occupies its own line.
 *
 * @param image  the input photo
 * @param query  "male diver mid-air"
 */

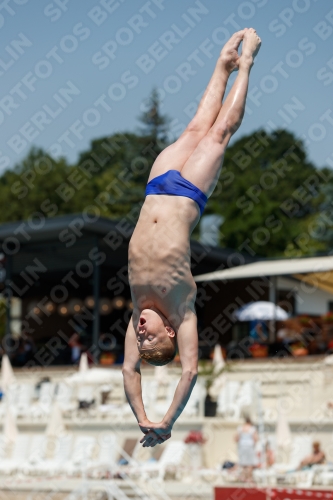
xmin=122 ymin=28 xmax=261 ymax=447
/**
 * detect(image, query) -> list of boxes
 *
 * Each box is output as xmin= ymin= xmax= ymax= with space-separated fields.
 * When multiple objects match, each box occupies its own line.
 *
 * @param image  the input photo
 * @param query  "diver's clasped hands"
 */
xmin=138 ymin=419 xmax=172 ymax=447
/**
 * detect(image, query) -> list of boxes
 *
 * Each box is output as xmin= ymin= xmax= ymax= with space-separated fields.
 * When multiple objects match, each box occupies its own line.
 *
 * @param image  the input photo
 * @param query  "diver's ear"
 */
xmin=165 ymin=326 xmax=175 ymax=337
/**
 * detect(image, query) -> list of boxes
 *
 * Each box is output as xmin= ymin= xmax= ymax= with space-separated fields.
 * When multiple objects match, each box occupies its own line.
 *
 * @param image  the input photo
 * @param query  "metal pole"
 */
xmin=92 ymin=243 xmax=100 ymax=365
xmin=256 ymin=380 xmax=266 ymax=467
xmin=4 ymin=254 xmax=12 ymax=340
xmin=269 ymin=275 xmax=277 ymax=343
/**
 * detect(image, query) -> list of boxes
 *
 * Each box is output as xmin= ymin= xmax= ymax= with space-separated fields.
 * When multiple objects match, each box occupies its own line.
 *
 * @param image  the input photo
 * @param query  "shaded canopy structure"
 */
xmin=0 ymin=213 xmax=249 ymax=363
xmin=194 ymin=256 xmax=333 ymax=294
xmin=194 ymin=256 xmax=333 ymax=344
xmin=0 ymin=214 xmax=131 ymax=359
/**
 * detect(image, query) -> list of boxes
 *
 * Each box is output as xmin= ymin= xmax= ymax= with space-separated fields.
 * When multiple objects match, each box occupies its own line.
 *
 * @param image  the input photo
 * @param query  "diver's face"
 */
xmin=136 ymin=309 xmax=173 ymax=350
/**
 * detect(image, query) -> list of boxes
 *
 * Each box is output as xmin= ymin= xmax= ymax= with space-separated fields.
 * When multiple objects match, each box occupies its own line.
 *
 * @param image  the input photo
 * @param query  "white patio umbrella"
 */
xmin=46 ymin=402 xmax=65 ymax=438
xmin=208 ymin=372 xmax=227 ymax=399
xmin=234 ymin=301 xmax=289 ymax=321
xmin=276 ymin=402 xmax=292 ymax=451
xmin=64 ymin=368 xmax=122 ymax=386
xmin=78 ymin=352 xmax=89 ymax=372
xmin=45 ymin=402 xmax=66 ymax=459
xmin=212 ymin=344 xmax=225 ymax=374
xmin=154 ymin=364 xmax=169 ymax=384
xmin=3 ymin=404 xmax=18 ymax=446
xmin=1 ymin=354 xmax=16 ymax=393
xmin=324 ymin=353 xmax=333 ymax=366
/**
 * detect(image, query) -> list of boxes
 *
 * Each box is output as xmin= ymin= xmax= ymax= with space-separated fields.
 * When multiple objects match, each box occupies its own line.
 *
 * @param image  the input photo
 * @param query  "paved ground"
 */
xmin=0 ymin=477 xmax=215 ymax=500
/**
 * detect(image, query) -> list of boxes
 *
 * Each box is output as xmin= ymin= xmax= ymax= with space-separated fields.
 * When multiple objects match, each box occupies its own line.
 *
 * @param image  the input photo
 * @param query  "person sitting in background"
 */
xmin=276 ymin=326 xmax=296 ymax=343
xmin=250 ymin=320 xmax=268 ymax=342
xmin=266 ymin=442 xmax=275 ymax=468
xmin=259 ymin=441 xmax=275 ymax=468
xmin=298 ymin=441 xmax=325 ymax=469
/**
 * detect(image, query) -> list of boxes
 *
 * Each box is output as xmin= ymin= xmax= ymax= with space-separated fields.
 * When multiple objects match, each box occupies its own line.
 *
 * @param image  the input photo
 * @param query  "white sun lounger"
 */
xmin=155 ymin=379 xmax=178 ymax=417
xmin=85 ymin=433 xmax=118 ymax=473
xmin=142 ymin=380 xmax=158 ymax=413
xmin=19 ymin=434 xmax=47 ymax=475
xmin=182 ymin=382 xmax=203 ymax=417
xmin=0 ymin=434 xmax=31 ymax=475
xmin=14 ymin=384 xmax=35 ymax=417
xmin=135 ymin=440 xmax=187 ymax=481
xmin=217 ymin=380 xmax=240 ymax=418
xmin=30 ymin=382 xmax=56 ymax=419
xmin=55 ymin=382 xmax=74 ymax=410
xmin=32 ymin=434 xmax=73 ymax=476
xmin=61 ymin=435 xmax=96 ymax=476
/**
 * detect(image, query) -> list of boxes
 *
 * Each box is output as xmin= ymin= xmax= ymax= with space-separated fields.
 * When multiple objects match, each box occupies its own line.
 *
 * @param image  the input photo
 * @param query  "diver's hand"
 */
xmin=138 ymin=418 xmax=154 ymax=435
xmin=140 ymin=428 xmax=171 ymax=447
xmin=139 ymin=420 xmax=172 ymax=447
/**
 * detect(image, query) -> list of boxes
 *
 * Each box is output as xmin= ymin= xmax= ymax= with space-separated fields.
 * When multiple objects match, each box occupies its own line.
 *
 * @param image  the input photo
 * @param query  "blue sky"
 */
xmin=1 ymin=0 xmax=333 ymax=172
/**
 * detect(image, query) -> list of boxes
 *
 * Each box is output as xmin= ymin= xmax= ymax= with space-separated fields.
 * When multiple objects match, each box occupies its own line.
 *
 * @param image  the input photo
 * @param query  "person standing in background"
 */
xmin=68 ymin=332 xmax=84 ymax=364
xmin=235 ymin=416 xmax=258 ymax=482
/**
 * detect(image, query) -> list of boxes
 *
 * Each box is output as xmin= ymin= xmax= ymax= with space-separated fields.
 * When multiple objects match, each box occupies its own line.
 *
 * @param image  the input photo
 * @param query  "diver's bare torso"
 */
xmin=128 ymin=194 xmax=199 ymax=328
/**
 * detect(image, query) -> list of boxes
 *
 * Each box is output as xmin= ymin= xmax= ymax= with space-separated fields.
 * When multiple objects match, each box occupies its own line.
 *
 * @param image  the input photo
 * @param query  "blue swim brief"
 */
xmin=145 ymin=170 xmax=207 ymax=216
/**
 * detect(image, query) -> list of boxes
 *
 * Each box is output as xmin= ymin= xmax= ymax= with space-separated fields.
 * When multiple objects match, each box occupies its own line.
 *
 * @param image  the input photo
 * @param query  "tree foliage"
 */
xmin=206 ymin=129 xmax=325 ymax=257
xmin=138 ymin=87 xmax=170 ymax=145
xmin=0 ymin=91 xmax=330 ymax=258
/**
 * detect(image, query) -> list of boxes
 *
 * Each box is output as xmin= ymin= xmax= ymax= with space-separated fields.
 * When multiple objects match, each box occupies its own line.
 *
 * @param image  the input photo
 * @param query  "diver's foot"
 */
xmin=239 ymin=28 xmax=261 ymax=68
xmin=219 ymin=29 xmax=246 ymax=73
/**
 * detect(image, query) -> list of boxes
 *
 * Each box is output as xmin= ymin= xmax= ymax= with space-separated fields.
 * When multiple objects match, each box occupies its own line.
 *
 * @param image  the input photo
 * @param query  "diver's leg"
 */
xmin=181 ymin=28 xmax=261 ymax=196
xmin=148 ymin=30 xmax=245 ymax=182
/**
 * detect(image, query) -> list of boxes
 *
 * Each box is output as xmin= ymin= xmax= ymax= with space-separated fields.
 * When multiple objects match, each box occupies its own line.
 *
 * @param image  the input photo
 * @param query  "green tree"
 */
xmin=0 ymin=90 xmax=171 ymax=224
xmin=0 ymin=105 xmax=328 ymax=259
xmin=0 ymin=148 xmax=75 ymax=222
xmin=78 ymin=132 xmax=154 ymax=219
xmin=137 ymin=87 xmax=170 ymax=155
xmin=204 ymin=129 xmax=325 ymax=257
xmin=76 ymin=89 xmax=171 ymax=220
xmin=310 ymin=169 xmax=333 ymax=251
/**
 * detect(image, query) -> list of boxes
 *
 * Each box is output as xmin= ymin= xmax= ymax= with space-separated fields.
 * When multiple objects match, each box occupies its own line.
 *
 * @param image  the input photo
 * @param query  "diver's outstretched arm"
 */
xmin=122 ymin=316 xmax=147 ymax=424
xmin=139 ymin=313 xmax=198 ymax=447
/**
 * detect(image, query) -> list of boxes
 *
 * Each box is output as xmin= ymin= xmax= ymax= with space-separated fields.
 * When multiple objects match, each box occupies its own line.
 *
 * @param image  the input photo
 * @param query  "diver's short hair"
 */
xmin=139 ymin=339 xmax=176 ymax=366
